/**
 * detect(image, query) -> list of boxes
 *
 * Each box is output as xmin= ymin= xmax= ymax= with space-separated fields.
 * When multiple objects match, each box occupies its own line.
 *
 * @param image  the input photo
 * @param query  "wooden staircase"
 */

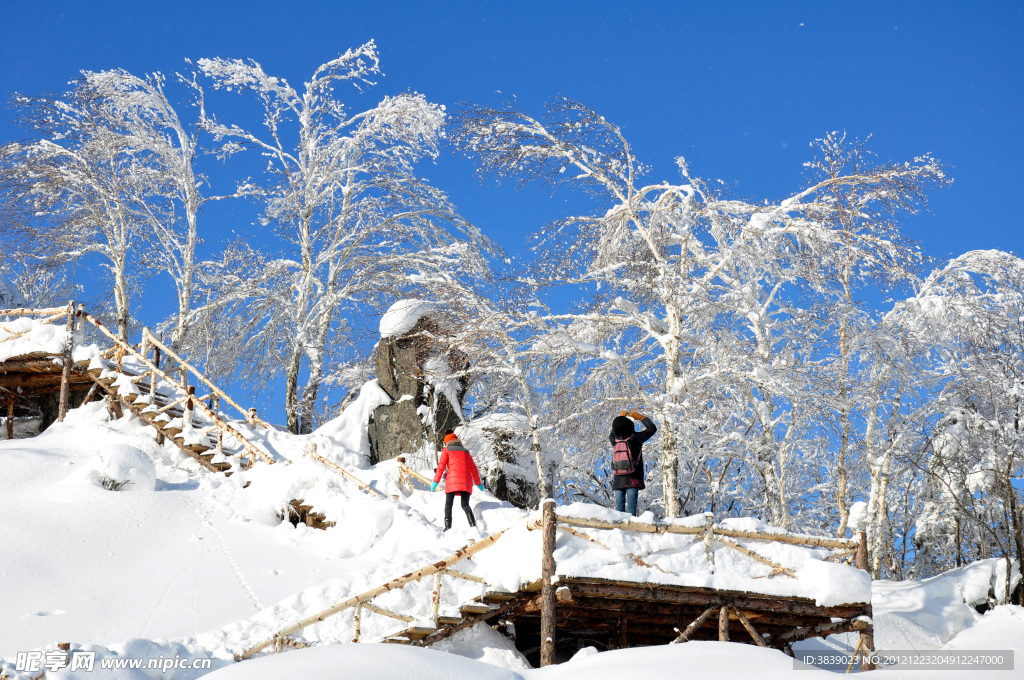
xmin=76 ymin=312 xmax=277 ymax=476
xmin=381 ymin=587 xmax=536 ymax=647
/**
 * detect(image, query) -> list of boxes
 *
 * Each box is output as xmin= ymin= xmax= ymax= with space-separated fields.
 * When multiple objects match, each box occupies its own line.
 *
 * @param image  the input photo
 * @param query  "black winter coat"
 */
xmin=609 ymin=417 xmax=657 ymax=490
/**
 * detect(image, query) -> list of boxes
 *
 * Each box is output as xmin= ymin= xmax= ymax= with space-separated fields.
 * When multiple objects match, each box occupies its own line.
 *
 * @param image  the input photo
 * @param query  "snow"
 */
xmin=0 ymin=391 xmax=1020 ymax=679
xmin=311 ymin=379 xmax=392 ymax=462
xmin=379 ymin=298 xmax=436 ymax=338
xmin=0 ymin=316 xmax=101 ymax=363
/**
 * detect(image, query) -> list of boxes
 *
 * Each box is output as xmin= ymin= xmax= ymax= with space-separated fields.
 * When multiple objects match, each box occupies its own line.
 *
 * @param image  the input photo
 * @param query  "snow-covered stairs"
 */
xmin=77 ymin=314 xmax=277 ymax=476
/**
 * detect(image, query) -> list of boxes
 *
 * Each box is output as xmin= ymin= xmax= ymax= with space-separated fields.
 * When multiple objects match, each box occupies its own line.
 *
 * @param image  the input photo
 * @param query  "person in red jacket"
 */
xmin=431 ymin=430 xmax=484 ymax=531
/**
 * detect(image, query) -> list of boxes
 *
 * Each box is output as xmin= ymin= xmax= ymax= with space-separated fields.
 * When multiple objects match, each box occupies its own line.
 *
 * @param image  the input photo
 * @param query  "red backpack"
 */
xmin=611 ymin=437 xmax=636 ymax=475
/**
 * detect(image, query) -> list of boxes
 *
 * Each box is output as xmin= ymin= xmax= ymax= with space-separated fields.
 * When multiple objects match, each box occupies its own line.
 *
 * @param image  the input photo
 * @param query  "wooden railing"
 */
xmin=75 ymin=310 xmax=276 ymax=466
xmin=236 ymin=528 xmax=508 ymax=659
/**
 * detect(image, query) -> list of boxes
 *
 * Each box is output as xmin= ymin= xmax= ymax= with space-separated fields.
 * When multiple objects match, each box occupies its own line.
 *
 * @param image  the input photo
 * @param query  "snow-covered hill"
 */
xmin=1 ymin=394 xmax=1021 ymax=679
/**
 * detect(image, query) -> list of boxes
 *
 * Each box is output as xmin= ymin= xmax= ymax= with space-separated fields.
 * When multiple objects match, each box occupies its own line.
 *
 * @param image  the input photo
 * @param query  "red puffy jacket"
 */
xmin=433 ymin=438 xmax=481 ymax=494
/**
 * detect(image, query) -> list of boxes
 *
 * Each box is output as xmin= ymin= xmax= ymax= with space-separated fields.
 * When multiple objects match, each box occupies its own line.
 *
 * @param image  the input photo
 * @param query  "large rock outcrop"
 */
xmin=366 ymin=300 xmax=469 ymax=464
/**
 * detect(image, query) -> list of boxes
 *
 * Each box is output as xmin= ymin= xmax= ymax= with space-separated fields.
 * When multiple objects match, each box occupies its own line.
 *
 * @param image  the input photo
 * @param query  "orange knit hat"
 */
xmin=443 ymin=432 xmax=459 ymax=444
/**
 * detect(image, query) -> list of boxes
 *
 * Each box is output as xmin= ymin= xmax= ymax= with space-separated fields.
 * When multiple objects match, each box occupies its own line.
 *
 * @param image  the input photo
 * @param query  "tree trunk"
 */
xmin=661 ymin=420 xmax=680 ymax=518
xmin=285 ymin=344 xmax=304 ymax=434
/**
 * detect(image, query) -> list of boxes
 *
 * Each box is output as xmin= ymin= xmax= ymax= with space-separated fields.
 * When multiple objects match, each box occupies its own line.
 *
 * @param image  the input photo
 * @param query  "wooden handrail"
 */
xmin=398 ymin=462 xmax=433 ymax=486
xmin=78 ymin=312 xmax=275 ymax=465
xmin=553 ymin=515 xmax=859 ymax=550
xmin=236 ymin=528 xmax=508 ymax=659
xmin=141 ymin=328 xmax=271 ymax=428
xmin=0 ymin=307 xmax=68 ymax=317
xmin=306 ymin=447 xmax=387 ymax=499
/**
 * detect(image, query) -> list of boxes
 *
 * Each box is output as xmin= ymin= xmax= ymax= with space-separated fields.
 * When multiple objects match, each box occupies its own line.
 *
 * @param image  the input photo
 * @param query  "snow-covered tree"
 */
xmin=900 ymin=250 xmax=1024 ymax=591
xmin=0 ymin=84 xmax=164 ymax=337
xmin=197 ymin=43 xmax=491 ymax=432
xmin=455 ymin=98 xmax=946 ymax=525
xmin=80 ymin=67 xmax=236 ymax=354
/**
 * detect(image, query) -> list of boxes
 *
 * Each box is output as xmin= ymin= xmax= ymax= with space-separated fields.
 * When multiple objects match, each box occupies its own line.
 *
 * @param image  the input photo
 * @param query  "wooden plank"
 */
xmin=397 ymin=626 xmax=437 ymax=640
xmin=562 ymin=578 xmax=869 ymax=616
xmin=415 ymin=593 xmax=539 ymax=648
xmin=458 ymin=603 xmax=492 ymax=615
xmin=482 ymin=591 xmax=516 ymax=603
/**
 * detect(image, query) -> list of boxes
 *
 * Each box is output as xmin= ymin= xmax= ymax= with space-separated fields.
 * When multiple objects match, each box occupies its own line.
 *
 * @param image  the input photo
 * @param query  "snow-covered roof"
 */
xmin=0 ymin=315 xmax=100 ymax=363
xmin=469 ymin=504 xmax=871 ymax=608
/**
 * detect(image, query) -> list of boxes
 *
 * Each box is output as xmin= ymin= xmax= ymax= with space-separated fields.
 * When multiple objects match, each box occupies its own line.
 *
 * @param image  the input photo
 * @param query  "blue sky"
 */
xmin=1 ymin=1 xmax=1022 ymax=415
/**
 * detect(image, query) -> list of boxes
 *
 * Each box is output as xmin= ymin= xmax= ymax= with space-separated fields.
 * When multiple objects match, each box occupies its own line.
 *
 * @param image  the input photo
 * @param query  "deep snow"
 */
xmin=0 ymin=377 xmax=1021 ymax=679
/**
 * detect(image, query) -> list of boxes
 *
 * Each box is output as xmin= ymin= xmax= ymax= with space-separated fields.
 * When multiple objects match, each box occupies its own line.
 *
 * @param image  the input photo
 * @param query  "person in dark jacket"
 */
xmin=610 ymin=410 xmax=657 ymax=516
xmin=432 ymin=430 xmax=484 ymax=531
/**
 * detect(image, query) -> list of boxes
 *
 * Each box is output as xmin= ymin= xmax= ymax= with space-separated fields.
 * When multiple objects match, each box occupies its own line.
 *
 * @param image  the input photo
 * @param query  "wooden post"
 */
xmin=430 ymin=572 xmax=443 ymax=625
xmin=185 ymin=385 xmax=195 ymax=430
xmin=540 ymin=498 xmax=557 ymax=666
xmin=672 ymin=605 xmax=718 ymax=643
xmin=352 ymin=604 xmax=362 ymax=643
xmin=5 ymin=396 xmax=13 ymax=440
xmin=718 ymin=605 xmax=730 ymax=642
xmin=140 ymin=327 xmax=150 ymax=369
xmin=152 ymin=345 xmax=164 ymax=444
xmin=82 ymin=381 xmax=100 ymax=405
xmin=855 ymin=530 xmax=876 ymax=671
xmin=734 ymin=608 xmax=767 ymax=647
xmin=57 ymin=300 xmax=75 ymax=422
xmin=703 ymin=514 xmax=716 ymax=572
xmin=248 ymin=408 xmax=258 ymax=424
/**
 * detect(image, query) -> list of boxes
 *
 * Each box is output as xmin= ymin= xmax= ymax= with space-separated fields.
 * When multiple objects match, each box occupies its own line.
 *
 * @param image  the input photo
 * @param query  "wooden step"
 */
xmin=437 ymin=615 xmax=462 ymax=626
xmin=383 ymin=637 xmax=411 ymax=645
xmin=162 ymin=426 xmax=182 ymax=438
xmin=394 ymin=626 xmax=437 ymax=640
xmin=211 ymin=462 xmax=233 ymax=473
xmin=459 ymin=603 xmax=492 ymax=616
xmin=482 ymin=591 xmax=516 ymax=603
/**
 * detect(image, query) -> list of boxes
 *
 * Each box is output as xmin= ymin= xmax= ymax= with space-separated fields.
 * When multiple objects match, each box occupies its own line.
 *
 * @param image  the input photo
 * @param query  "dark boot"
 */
xmin=443 ymin=516 xmax=452 ymax=532
xmin=465 ymin=508 xmax=477 ymax=528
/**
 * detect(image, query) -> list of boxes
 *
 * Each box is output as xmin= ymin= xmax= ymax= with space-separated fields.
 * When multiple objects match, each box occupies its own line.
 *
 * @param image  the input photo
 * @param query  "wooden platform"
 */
xmin=395 ymin=576 xmax=870 ymax=667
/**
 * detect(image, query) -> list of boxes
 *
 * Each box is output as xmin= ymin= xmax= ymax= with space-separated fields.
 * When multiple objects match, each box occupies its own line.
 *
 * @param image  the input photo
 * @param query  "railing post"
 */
xmin=57 ymin=300 xmax=75 ymax=422
xmin=703 ymin=514 xmax=716 ymax=572
xmin=540 ymin=498 xmax=557 ymax=667
xmin=855 ymin=530 xmax=875 ymax=670
xmin=430 ymin=572 xmax=443 ymax=626
xmin=6 ymin=395 xmax=14 ymax=440
xmin=185 ymin=386 xmax=195 ymax=432
xmin=248 ymin=408 xmax=258 ymax=425
xmin=352 ymin=604 xmax=362 ymax=643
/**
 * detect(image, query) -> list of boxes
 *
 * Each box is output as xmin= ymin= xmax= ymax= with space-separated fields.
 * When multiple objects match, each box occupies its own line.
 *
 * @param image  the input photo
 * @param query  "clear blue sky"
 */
xmin=1 ymin=1 xmax=1021 ymax=414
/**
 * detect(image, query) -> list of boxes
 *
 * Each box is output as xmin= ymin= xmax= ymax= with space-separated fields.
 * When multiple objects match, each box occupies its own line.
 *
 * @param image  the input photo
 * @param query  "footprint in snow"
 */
xmin=31 ymin=610 xmax=66 ymax=617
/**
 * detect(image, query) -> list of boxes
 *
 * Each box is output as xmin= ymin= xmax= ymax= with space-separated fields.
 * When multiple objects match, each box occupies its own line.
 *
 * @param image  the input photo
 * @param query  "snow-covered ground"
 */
xmin=1 ymin=389 xmax=1021 ymax=679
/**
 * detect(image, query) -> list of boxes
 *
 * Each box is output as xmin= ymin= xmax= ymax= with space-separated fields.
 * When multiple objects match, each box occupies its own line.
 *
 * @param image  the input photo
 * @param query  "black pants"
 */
xmin=444 ymin=491 xmax=474 ymax=525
